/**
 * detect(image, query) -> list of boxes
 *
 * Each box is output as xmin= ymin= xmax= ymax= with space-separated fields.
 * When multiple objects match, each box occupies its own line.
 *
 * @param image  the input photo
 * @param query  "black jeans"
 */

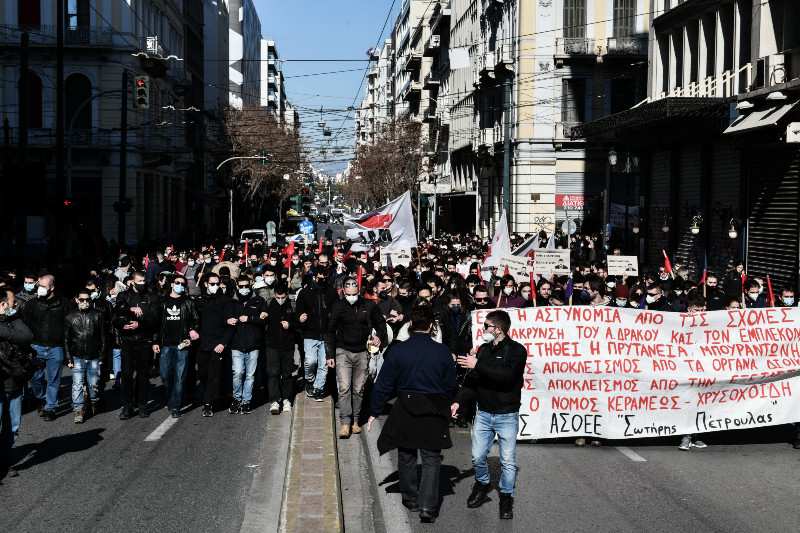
xmin=121 ymin=341 xmax=152 ymax=406
xmin=265 ymin=347 xmax=294 ymax=402
xmin=196 ymin=349 xmax=223 ymax=405
xmin=397 ymin=447 xmax=442 ymax=511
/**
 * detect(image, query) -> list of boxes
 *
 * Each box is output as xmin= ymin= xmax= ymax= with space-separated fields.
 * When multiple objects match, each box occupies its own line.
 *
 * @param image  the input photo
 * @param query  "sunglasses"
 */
xmin=208 ymin=283 xmax=219 ymax=287
xmin=474 ymin=298 xmax=488 ymax=303
xmin=77 ymin=298 xmax=91 ymax=302
xmin=483 ymin=323 xmax=496 ymax=330
xmin=237 ymin=285 xmax=250 ymax=289
xmin=344 ymin=282 xmax=359 ymax=287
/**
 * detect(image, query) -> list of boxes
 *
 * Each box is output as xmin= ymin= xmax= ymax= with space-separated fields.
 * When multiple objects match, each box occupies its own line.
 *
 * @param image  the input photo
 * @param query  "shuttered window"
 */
xmin=563 ymin=0 xmax=586 ymax=40
xmin=562 ymin=79 xmax=586 ymax=124
xmin=613 ymin=0 xmax=636 ymax=38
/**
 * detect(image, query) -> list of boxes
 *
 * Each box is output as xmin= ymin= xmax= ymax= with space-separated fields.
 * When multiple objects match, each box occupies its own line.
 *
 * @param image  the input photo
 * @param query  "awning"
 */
xmin=724 ymin=102 xmax=798 ymax=135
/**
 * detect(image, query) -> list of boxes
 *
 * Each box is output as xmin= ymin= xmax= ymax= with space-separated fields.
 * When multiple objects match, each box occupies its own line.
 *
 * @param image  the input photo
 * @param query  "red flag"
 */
xmin=268 ymin=249 xmax=272 ymax=262
xmin=741 ymin=273 xmax=747 ymax=293
xmin=220 ymin=249 xmax=225 ymax=262
xmin=318 ymin=237 xmax=323 ymax=255
xmin=342 ymin=249 xmax=352 ymax=262
xmin=767 ymin=275 xmax=775 ymax=307
xmin=357 ymin=266 xmax=363 ymax=290
xmin=697 ymin=269 xmax=706 ymax=286
xmin=663 ymin=254 xmax=672 ymax=274
xmin=333 ymin=248 xmax=338 ymax=260
xmin=170 ymin=245 xmax=174 ymax=252
xmin=144 ymin=254 xmax=150 ymax=268
xmin=282 ymin=241 xmax=295 ymax=268
xmin=504 ymin=266 xmax=510 ymax=276
xmin=243 ymin=239 xmax=249 ymax=265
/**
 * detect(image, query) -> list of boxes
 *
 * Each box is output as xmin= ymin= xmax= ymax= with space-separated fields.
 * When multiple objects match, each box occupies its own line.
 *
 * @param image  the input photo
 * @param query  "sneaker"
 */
xmin=202 ymin=404 xmax=213 ymax=417
xmin=138 ymin=404 xmax=149 ymax=418
xmin=282 ymin=399 xmax=292 ymax=412
xmin=241 ymin=403 xmax=251 ymax=414
xmin=305 ymin=383 xmax=314 ymax=397
xmin=270 ymin=402 xmax=280 ymax=414
xmin=119 ymin=404 xmax=134 ymax=420
xmin=43 ymin=410 xmax=56 ymax=422
xmin=351 ymin=422 xmax=362 ymax=434
xmin=691 ymin=440 xmax=707 ymax=449
xmin=339 ymin=425 xmax=351 ymax=439
xmin=590 ymin=439 xmax=602 ymax=447
xmin=74 ymin=408 xmax=85 ymax=424
xmin=229 ymin=399 xmax=241 ymax=414
xmin=678 ymin=435 xmax=692 ymax=450
xmin=419 ymin=509 xmax=436 ymax=523
xmin=171 ymin=410 xmax=181 ymax=418
xmin=575 ymin=438 xmax=586 ymax=447
xmin=456 ymin=417 xmax=468 ymax=428
xmin=312 ymin=389 xmax=325 ymax=402
xmin=793 ymin=438 xmax=800 ymax=450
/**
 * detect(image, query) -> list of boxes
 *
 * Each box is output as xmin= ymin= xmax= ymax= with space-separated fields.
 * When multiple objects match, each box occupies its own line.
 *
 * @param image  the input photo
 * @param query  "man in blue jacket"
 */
xmin=367 ymin=304 xmax=457 ymax=523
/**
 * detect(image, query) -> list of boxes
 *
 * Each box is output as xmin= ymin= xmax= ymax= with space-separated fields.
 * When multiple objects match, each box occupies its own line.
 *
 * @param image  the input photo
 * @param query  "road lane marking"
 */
xmin=144 ymin=415 xmax=179 ymax=442
xmin=615 ymin=446 xmax=647 ymax=462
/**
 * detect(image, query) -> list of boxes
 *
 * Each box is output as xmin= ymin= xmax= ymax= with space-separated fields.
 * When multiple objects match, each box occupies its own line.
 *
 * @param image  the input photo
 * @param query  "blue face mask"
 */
xmin=173 ymin=284 xmax=185 ymax=295
xmin=255 ymin=276 xmax=264 ymax=283
xmin=450 ymin=305 xmax=461 ymax=315
xmin=204 ymin=258 xmax=211 ymax=264
xmin=23 ymin=283 xmax=35 ymax=292
xmin=784 ymin=298 xmax=795 ymax=306
xmin=239 ymin=288 xmax=251 ymax=297
xmin=580 ymin=289 xmax=591 ymax=302
xmin=4 ymin=307 xmax=17 ymax=317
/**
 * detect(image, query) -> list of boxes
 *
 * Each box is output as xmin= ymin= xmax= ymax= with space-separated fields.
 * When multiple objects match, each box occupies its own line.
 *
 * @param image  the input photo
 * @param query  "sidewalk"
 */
xmin=280 ymin=395 xmax=343 ymax=532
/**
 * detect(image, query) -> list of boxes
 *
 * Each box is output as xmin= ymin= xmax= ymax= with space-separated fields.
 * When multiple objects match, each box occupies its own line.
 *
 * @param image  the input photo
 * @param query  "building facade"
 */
xmin=228 ymin=0 xmax=261 ymax=109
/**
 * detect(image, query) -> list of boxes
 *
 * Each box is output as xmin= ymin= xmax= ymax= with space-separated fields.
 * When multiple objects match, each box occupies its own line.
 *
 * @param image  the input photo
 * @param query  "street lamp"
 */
xmin=662 ymin=215 xmax=671 ymax=233
xmin=728 ymin=218 xmax=740 ymax=239
xmin=690 ymin=213 xmax=703 ymax=235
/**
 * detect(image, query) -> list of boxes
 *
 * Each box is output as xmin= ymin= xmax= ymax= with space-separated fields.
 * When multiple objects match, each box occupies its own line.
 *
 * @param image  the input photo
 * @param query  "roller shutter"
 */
xmin=555 ymin=172 xmax=604 ymax=225
xmin=711 ymin=139 xmax=740 ymax=210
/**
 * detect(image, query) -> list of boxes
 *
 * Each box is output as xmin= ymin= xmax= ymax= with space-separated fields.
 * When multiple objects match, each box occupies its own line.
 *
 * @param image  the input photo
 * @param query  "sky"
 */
xmin=252 ymin=0 xmax=400 ymax=176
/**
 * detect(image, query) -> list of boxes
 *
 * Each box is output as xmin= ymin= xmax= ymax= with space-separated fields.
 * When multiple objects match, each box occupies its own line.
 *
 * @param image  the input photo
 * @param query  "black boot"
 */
xmin=119 ymin=404 xmax=134 ymax=420
xmin=499 ymin=493 xmax=514 ymax=519
xmin=466 ymin=481 xmax=492 ymax=508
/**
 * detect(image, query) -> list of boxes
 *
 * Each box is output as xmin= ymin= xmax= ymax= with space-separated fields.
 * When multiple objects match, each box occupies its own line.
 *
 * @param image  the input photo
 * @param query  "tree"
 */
xmin=223 ymin=105 xmax=306 ymax=230
xmin=345 ymin=117 xmax=429 ymax=210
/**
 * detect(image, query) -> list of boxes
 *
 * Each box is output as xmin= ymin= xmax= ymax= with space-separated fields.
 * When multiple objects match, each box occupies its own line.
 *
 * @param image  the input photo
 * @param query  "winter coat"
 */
xmin=231 ymin=294 xmax=268 ymax=352
xmin=0 ymin=316 xmax=34 ymax=392
xmin=294 ymin=282 xmax=339 ymax=340
xmin=324 ymin=296 xmax=387 ymax=357
xmin=20 ymin=293 xmax=69 ymax=347
xmin=455 ymin=335 xmax=526 ymax=415
xmin=112 ymin=289 xmax=161 ymax=343
xmin=265 ymin=298 xmax=295 ymax=351
xmin=195 ymin=292 xmax=236 ymax=351
xmin=65 ymin=307 xmax=107 ymax=364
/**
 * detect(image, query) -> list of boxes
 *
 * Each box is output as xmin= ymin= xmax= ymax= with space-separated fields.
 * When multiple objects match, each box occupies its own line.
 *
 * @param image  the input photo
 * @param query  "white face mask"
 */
xmin=90 ymin=291 xmax=99 ymax=300
xmin=345 ymin=295 xmax=358 ymax=304
xmin=748 ymin=292 xmax=758 ymax=301
xmin=37 ymin=286 xmax=49 ymax=298
xmin=607 ymin=281 xmax=616 ymax=289
xmin=645 ymin=295 xmax=657 ymax=304
xmin=208 ymin=285 xmax=220 ymax=294
xmin=521 ymin=292 xmax=530 ymax=300
xmin=503 ymin=287 xmax=513 ymax=296
xmin=674 ymin=290 xmax=683 ymax=296
xmin=265 ymin=277 xmax=276 ymax=286
xmin=275 ymin=297 xmax=287 ymax=305
xmin=616 ymin=299 xmax=627 ymax=307
xmin=483 ymin=332 xmax=495 ymax=344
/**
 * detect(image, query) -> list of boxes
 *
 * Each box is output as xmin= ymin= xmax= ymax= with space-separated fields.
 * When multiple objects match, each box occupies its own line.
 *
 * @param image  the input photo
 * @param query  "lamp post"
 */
xmin=603 ymin=148 xmax=617 ymax=250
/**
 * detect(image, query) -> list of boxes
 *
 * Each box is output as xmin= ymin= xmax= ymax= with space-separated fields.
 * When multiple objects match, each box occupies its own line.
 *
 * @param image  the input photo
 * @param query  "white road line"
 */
xmin=615 ymin=446 xmax=647 ymax=462
xmin=144 ymin=415 xmax=179 ymax=442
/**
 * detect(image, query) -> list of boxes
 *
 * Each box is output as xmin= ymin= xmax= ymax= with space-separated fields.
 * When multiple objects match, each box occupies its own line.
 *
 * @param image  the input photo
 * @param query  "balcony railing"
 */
xmin=555 ymin=122 xmax=582 ymax=140
xmin=423 ymin=71 xmax=440 ymax=89
xmin=139 ymin=35 xmax=170 ymax=58
xmin=423 ymin=106 xmax=437 ymax=123
xmin=555 ymin=37 xmax=596 ymax=56
xmin=424 ymin=34 xmax=441 ymax=57
xmin=9 ymin=127 xmax=114 ymax=147
xmin=0 ymin=24 xmax=113 ymax=47
xmin=606 ymin=36 xmax=647 ymax=56
xmin=403 ymin=50 xmax=422 ymax=71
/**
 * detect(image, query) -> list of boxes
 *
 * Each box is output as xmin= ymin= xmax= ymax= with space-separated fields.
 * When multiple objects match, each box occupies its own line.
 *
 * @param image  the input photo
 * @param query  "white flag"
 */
xmin=481 ymin=210 xmax=511 ymax=273
xmin=344 ymin=191 xmax=418 ymax=252
xmin=512 ymin=234 xmax=539 ymax=258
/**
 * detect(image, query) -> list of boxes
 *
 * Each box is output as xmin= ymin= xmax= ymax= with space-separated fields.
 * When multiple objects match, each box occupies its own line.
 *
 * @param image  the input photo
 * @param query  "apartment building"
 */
xmin=229 ymin=0 xmax=261 ymax=109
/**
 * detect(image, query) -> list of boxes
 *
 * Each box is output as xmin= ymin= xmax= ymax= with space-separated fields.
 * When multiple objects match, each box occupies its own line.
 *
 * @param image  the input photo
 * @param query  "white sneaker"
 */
xmin=270 ymin=402 xmax=280 ymax=414
xmin=282 ymin=399 xmax=292 ymax=412
xmin=678 ymin=435 xmax=692 ymax=450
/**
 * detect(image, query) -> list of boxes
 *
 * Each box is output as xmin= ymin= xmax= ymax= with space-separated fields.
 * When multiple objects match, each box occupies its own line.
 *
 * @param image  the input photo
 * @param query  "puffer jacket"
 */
xmin=324 ymin=295 xmax=387 ymax=358
xmin=20 ymin=293 xmax=68 ymax=347
xmin=112 ymin=288 xmax=161 ymax=343
xmin=156 ymin=295 xmax=200 ymax=346
xmin=65 ymin=307 xmax=107 ymax=364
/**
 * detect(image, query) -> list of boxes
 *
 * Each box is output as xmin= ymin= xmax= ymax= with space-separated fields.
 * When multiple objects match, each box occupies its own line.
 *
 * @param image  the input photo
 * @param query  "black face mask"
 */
xmin=379 ymin=290 xmax=390 ymax=299
xmin=316 ymin=278 xmax=328 ymax=288
xmin=396 ymin=295 xmax=411 ymax=305
xmin=135 ymin=283 xmax=147 ymax=293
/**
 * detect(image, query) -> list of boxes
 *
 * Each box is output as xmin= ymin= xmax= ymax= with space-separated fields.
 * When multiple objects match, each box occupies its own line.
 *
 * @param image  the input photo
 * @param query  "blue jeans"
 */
xmin=303 ymin=339 xmax=327 ymax=390
xmin=112 ymin=348 xmax=122 ymax=377
xmin=160 ymin=345 xmax=189 ymax=411
xmin=471 ymin=410 xmax=520 ymax=496
xmin=30 ymin=345 xmax=64 ymax=411
xmin=0 ymin=388 xmax=23 ymax=468
xmin=232 ymin=349 xmax=259 ymax=403
xmin=71 ymin=358 xmax=101 ymax=409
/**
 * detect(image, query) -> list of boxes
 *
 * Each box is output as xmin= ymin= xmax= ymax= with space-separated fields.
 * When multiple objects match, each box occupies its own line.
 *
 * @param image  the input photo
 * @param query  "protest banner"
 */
xmin=384 ymin=247 xmax=412 ymax=267
xmin=533 ymin=249 xmax=571 ymax=276
xmin=500 ymin=254 xmax=531 ymax=283
xmin=607 ymin=255 xmax=639 ymax=276
xmin=344 ymin=191 xmax=418 ymax=251
xmin=470 ymin=307 xmax=800 ymax=440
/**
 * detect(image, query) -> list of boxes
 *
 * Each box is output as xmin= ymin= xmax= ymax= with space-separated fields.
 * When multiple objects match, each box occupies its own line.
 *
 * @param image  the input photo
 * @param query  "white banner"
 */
xmin=470 ymin=307 xmax=800 ymax=440
xmin=344 ymin=192 xmax=418 ymax=252
xmin=500 ymin=254 xmax=532 ymax=283
xmin=607 ymin=255 xmax=639 ymax=276
xmin=533 ymin=249 xmax=571 ymax=276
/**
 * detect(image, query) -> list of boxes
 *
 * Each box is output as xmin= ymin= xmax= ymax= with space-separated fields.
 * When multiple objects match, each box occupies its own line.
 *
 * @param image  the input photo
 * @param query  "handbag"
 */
xmin=0 ymin=340 xmax=43 ymax=386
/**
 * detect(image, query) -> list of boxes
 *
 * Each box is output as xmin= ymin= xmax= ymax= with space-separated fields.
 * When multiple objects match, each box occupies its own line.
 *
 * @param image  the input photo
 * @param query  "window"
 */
xmin=66 ymin=0 xmax=90 ymax=29
xmin=65 ymin=74 xmax=92 ymax=129
xmin=563 ymin=0 xmax=586 ymax=40
xmin=610 ymin=79 xmax=636 ymax=115
xmin=613 ymin=0 xmax=636 ymax=38
xmin=562 ymin=79 xmax=586 ymax=124
xmin=18 ymin=0 xmax=41 ymax=26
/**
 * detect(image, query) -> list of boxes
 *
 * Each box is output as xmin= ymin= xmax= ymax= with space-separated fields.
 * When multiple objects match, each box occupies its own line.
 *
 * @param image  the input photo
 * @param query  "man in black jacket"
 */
xmin=65 ymin=289 xmax=106 ymax=423
xmin=230 ymin=275 xmax=267 ymax=415
xmin=367 ymin=305 xmax=457 ymax=523
xmin=452 ymin=310 xmax=525 ymax=520
xmin=441 ymin=292 xmax=471 ymax=428
xmin=294 ymin=265 xmax=337 ymax=401
xmin=20 ymin=274 xmax=68 ymax=421
xmin=325 ymin=277 xmax=387 ymax=438
xmin=265 ymin=282 xmax=295 ymax=414
xmin=154 ymin=274 xmax=199 ymax=418
xmin=113 ymin=271 xmax=161 ymax=419
xmin=195 ymin=272 xmax=236 ymax=417
xmin=0 ymin=288 xmax=33 ymax=479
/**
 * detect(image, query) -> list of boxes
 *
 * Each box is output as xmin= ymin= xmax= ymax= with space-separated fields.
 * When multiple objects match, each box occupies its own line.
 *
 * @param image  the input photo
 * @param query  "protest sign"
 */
xmin=384 ymin=247 xmax=412 ymax=267
xmin=470 ymin=307 xmax=800 ymax=440
xmin=533 ymin=249 xmax=571 ymax=276
xmin=607 ymin=255 xmax=639 ymax=276
xmin=501 ymin=254 xmax=532 ymax=283
xmin=610 ymin=204 xmax=640 ymax=229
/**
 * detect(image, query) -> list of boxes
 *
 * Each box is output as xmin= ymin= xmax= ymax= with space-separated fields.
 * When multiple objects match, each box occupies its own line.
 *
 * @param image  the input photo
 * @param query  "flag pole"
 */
xmin=662 ymin=250 xmax=675 ymax=279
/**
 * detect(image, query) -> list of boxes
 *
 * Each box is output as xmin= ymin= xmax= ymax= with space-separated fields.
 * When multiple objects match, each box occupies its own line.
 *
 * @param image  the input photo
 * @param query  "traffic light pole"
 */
xmin=118 ymin=70 xmax=128 ymax=246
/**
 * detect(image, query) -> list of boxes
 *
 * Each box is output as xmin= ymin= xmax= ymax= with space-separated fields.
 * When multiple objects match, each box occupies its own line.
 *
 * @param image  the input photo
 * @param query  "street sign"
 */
xmin=299 ymin=220 xmax=314 ymax=235
xmin=561 ymin=220 xmax=577 ymax=235
xmin=288 ymin=233 xmax=313 ymax=243
xmin=266 ymin=221 xmax=276 ymax=246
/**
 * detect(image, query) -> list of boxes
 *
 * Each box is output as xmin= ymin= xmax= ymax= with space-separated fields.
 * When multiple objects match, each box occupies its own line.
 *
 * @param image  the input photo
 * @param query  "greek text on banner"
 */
xmin=470 ymin=307 xmax=800 ymax=440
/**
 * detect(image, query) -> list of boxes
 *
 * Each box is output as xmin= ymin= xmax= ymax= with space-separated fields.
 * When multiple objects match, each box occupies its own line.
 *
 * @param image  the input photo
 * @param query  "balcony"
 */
xmin=401 ymin=79 xmax=422 ymax=100
xmin=423 ymin=71 xmax=440 ymax=90
xmin=424 ymin=35 xmax=441 ymax=57
xmin=139 ymin=36 xmax=171 ymax=58
xmin=477 ymin=125 xmax=502 ymax=149
xmin=403 ymin=50 xmax=422 ymax=72
xmin=555 ymin=37 xmax=596 ymax=58
xmin=423 ymin=106 xmax=437 ymax=123
xmin=554 ymin=122 xmax=583 ymax=141
xmin=495 ymin=43 xmax=514 ymax=70
xmin=9 ymin=127 xmax=114 ymax=148
xmin=0 ymin=24 xmax=113 ymax=47
xmin=606 ymin=36 xmax=647 ymax=56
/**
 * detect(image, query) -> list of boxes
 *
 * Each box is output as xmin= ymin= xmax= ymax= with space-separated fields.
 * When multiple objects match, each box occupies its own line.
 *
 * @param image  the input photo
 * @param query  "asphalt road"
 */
xmin=0 ymin=366 xmax=282 ymax=533
xmin=317 ymin=221 xmax=346 ymax=242
xmin=354 ymin=414 xmax=800 ymax=532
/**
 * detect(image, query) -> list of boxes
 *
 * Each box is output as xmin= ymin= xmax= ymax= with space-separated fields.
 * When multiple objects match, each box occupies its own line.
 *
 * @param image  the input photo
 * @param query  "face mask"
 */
xmin=646 ymin=295 xmax=657 ymax=304
xmin=784 ymin=298 xmax=795 ymax=306
xmin=239 ymin=288 xmax=251 ymax=297
xmin=37 ymin=286 xmax=49 ymax=298
xmin=345 ymin=295 xmax=358 ymax=305
xmin=748 ymin=293 xmax=758 ymax=301
xmin=24 ymin=283 xmax=35 ymax=292
xmin=208 ymin=285 xmax=220 ymax=295
xmin=268 ymin=260 xmax=277 ymax=267
xmin=606 ymin=281 xmax=616 ymax=289
xmin=276 ymin=297 xmax=287 ymax=305
xmin=429 ymin=256 xmax=436 ymax=261
xmin=450 ymin=305 xmax=461 ymax=315
xmin=483 ymin=332 xmax=495 ymax=344
xmin=292 ymin=260 xmax=299 ymax=266
xmin=368 ymin=252 xmax=375 ymax=258
xmin=660 ymin=274 xmax=669 ymax=281
xmin=4 ymin=306 xmax=17 ymax=317
xmin=616 ymin=300 xmax=627 ymax=307
xmin=379 ymin=290 xmax=390 ymax=298
xmin=173 ymin=284 xmax=185 ymax=295
xmin=204 ymin=258 xmax=212 ymax=264
xmin=107 ymin=294 xmax=116 ymax=302
xmin=78 ymin=302 xmax=90 ymax=311
xmin=503 ymin=287 xmax=513 ymax=296
xmin=90 ymin=291 xmax=99 ymax=300
xmin=135 ymin=282 xmax=148 ymax=293
xmin=255 ymin=276 xmax=264 ymax=283
xmin=265 ymin=277 xmax=276 ymax=286
xmin=674 ymin=290 xmax=683 ymax=296
xmin=188 ymin=261 xmax=195 ymax=267
xmin=580 ymin=289 xmax=591 ymax=302
xmin=521 ymin=292 xmax=530 ymax=301
xmin=317 ymin=278 xmax=328 ymax=288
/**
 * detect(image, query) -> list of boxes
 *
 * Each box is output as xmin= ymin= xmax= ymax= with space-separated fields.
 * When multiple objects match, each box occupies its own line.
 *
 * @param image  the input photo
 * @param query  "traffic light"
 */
xmin=134 ymin=76 xmax=150 ymax=109
xmin=288 ymin=194 xmax=302 ymax=212
xmin=301 ymin=187 xmax=311 ymax=214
